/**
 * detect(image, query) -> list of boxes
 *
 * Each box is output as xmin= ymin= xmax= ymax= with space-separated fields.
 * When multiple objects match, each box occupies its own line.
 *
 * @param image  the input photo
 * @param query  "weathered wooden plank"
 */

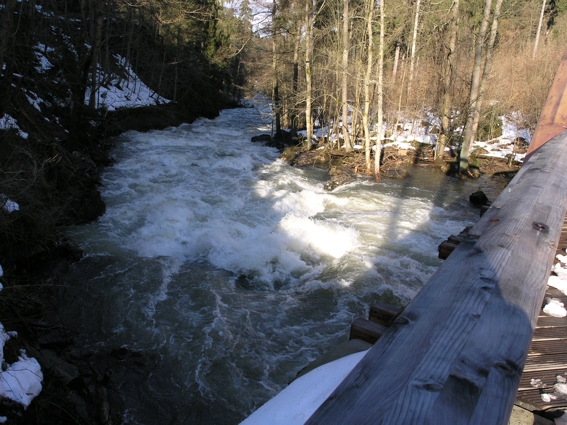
xmin=438 ymin=241 xmax=459 ymax=260
xmin=368 ymin=303 xmax=402 ymax=326
xmin=535 ymin=316 xmax=567 ymax=328
xmin=349 ymin=318 xmax=387 ymax=344
xmin=533 ymin=327 xmax=567 ymax=341
xmin=305 ymin=130 xmax=567 ymax=425
xmin=524 ymin=353 xmax=567 ymax=372
xmin=529 ymin=340 xmax=567 ymax=356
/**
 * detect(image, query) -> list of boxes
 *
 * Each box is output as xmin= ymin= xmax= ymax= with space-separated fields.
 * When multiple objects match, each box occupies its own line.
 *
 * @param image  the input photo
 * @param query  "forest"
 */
xmin=253 ymin=0 xmax=567 ymax=177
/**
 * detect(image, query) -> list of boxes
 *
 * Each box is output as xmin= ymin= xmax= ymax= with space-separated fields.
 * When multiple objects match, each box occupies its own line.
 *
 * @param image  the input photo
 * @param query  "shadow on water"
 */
xmin=38 ymin=106 xmax=511 ymax=425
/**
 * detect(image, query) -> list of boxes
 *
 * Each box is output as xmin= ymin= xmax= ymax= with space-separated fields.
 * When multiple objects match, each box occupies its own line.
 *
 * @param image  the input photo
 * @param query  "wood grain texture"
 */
xmin=368 ymin=303 xmax=402 ymax=326
xmin=349 ymin=318 xmax=387 ymax=344
xmin=305 ymin=130 xmax=567 ymax=425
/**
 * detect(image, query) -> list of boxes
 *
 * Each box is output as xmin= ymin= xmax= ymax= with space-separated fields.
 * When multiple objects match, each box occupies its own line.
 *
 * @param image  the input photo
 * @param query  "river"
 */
xmin=53 ymin=102 xmax=509 ymax=424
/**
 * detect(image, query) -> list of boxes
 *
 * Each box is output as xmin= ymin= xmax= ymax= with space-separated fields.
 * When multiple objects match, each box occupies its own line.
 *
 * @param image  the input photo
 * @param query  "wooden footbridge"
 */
xmin=302 ymin=49 xmax=567 ymax=424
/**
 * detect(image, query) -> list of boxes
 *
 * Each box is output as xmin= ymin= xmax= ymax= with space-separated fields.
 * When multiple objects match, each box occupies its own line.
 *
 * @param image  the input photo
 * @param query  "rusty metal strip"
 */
xmin=526 ymin=48 xmax=567 ymax=160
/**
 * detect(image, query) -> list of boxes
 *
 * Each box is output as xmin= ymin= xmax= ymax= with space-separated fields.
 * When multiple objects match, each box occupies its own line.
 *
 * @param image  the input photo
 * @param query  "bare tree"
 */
xmin=272 ymin=0 xmax=281 ymax=136
xmin=533 ymin=0 xmax=547 ymax=59
xmin=407 ymin=0 xmax=422 ymax=99
xmin=460 ymin=0 xmax=504 ymax=175
xmin=0 ymin=0 xmax=18 ymax=82
xmin=375 ymin=0 xmax=385 ymax=182
xmin=363 ymin=0 xmax=375 ymax=171
xmin=392 ymin=39 xmax=401 ymax=80
xmin=435 ymin=0 xmax=460 ymax=161
xmin=341 ymin=0 xmax=351 ymax=150
xmin=459 ymin=0 xmax=493 ymax=174
xmin=304 ymin=0 xmax=315 ymax=149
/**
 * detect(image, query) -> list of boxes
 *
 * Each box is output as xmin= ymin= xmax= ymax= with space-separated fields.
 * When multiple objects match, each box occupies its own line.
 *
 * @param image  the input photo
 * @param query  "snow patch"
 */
xmin=1 ymin=195 xmax=19 ymax=213
xmin=296 ymin=111 xmax=531 ymax=161
xmin=543 ymin=298 xmax=567 ymax=317
xmin=0 ymin=114 xmax=28 ymax=139
xmin=85 ymin=54 xmax=170 ymax=111
xmin=0 ymin=324 xmax=43 ymax=409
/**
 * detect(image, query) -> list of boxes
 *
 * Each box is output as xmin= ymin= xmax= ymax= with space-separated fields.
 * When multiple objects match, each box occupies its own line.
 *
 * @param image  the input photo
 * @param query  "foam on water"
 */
xmin=60 ymin=102 xmax=507 ymax=424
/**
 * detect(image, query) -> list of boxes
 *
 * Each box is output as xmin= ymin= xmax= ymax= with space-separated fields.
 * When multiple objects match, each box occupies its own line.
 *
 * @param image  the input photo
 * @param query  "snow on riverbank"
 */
xmin=84 ymin=54 xmax=170 ymax=111
xmin=0 ymin=196 xmax=43 ymax=414
xmin=2 ymin=48 xmax=171 ymax=141
xmin=0 ymin=324 xmax=43 ymax=409
xmin=298 ymin=113 xmax=531 ymax=162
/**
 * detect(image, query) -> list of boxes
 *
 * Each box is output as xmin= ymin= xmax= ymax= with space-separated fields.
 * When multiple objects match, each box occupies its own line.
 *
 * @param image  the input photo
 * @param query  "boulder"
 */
xmin=251 ymin=134 xmax=272 ymax=143
xmin=36 ymin=349 xmax=80 ymax=386
xmin=469 ymin=190 xmax=489 ymax=206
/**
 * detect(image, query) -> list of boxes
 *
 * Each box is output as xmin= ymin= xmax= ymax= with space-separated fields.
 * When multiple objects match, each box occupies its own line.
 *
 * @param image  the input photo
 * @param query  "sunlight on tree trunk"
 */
xmin=375 ymin=0 xmax=385 ymax=182
xmin=468 ymin=0 xmax=504 ymax=154
xmin=533 ymin=0 xmax=547 ymax=59
xmin=459 ymin=0 xmax=492 ymax=175
xmin=435 ymin=0 xmax=460 ymax=161
xmin=407 ymin=0 xmax=421 ymax=101
xmin=272 ymin=0 xmax=281 ymax=137
xmin=363 ymin=0 xmax=374 ymax=172
xmin=341 ymin=0 xmax=351 ymax=151
xmin=305 ymin=0 xmax=314 ymax=149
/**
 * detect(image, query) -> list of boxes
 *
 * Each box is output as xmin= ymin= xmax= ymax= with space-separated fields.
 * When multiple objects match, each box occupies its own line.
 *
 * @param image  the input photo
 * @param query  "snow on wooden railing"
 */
xmin=304 ymin=128 xmax=567 ymax=424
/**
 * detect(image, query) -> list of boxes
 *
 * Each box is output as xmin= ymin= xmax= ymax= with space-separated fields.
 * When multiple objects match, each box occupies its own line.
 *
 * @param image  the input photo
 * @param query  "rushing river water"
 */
xmin=54 ymin=103 xmax=509 ymax=424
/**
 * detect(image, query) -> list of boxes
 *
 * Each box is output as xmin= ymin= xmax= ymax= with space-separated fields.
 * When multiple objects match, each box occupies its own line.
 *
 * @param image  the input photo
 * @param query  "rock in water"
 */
xmin=469 ymin=190 xmax=489 ymax=206
xmin=251 ymin=134 xmax=272 ymax=143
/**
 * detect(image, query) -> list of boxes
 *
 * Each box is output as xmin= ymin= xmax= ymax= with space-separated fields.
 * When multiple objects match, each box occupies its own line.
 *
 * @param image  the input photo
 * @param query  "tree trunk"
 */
xmin=459 ymin=0 xmax=493 ymax=175
xmin=291 ymin=26 xmax=301 ymax=137
xmin=272 ymin=0 xmax=281 ymax=137
xmin=0 ymin=0 xmax=18 ymax=79
xmin=341 ymin=0 xmax=351 ymax=151
xmin=0 ymin=0 xmax=17 ymax=111
xmin=407 ymin=0 xmax=421 ymax=101
xmin=533 ymin=0 xmax=547 ymax=59
xmin=305 ymin=0 xmax=314 ymax=149
xmin=435 ymin=0 xmax=460 ymax=161
xmin=392 ymin=40 xmax=400 ymax=80
xmin=375 ymin=0 xmax=385 ymax=181
xmin=467 ymin=0 xmax=504 ymax=153
xmin=88 ymin=0 xmax=104 ymax=108
xmin=363 ymin=0 xmax=374 ymax=172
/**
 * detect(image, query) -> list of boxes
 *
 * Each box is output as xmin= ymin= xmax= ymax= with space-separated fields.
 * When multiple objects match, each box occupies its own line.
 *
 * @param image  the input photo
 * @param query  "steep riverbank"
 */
xmin=0 ymin=100 xmax=237 ymax=425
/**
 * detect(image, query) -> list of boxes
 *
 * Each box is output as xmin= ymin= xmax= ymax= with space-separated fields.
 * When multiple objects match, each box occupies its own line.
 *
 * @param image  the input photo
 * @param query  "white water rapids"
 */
xmin=55 ymin=103 xmax=507 ymax=424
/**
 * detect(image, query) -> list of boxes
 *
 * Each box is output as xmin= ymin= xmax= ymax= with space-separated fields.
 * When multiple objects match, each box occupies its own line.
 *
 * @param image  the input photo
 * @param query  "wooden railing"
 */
xmin=304 ymin=51 xmax=567 ymax=425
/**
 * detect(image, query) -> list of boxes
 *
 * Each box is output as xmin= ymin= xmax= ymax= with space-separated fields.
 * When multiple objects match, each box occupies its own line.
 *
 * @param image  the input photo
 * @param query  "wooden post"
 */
xmin=305 ymin=130 xmax=567 ymax=424
xmin=525 ymin=48 xmax=567 ymax=160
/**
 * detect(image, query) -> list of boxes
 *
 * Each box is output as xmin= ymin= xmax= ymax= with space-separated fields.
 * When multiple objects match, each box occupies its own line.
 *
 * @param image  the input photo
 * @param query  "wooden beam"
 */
xmin=305 ymin=130 xmax=567 ymax=425
xmin=368 ymin=302 xmax=402 ymax=326
xmin=349 ymin=318 xmax=387 ymax=344
xmin=526 ymin=48 xmax=567 ymax=159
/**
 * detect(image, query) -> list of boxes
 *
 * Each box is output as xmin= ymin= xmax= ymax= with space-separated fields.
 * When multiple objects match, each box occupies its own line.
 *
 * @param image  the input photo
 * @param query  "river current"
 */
xmin=54 ymin=103 xmax=508 ymax=424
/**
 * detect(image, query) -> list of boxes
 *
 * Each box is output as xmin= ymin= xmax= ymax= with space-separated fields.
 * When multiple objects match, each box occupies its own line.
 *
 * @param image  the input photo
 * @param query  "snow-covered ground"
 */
xmin=0 ymin=198 xmax=42 ymax=415
xmin=0 ymin=48 xmax=171 ymax=138
xmin=84 ymin=54 xmax=170 ymax=111
xmin=298 ymin=113 xmax=532 ymax=163
xmin=0 ymin=325 xmax=43 ymax=412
